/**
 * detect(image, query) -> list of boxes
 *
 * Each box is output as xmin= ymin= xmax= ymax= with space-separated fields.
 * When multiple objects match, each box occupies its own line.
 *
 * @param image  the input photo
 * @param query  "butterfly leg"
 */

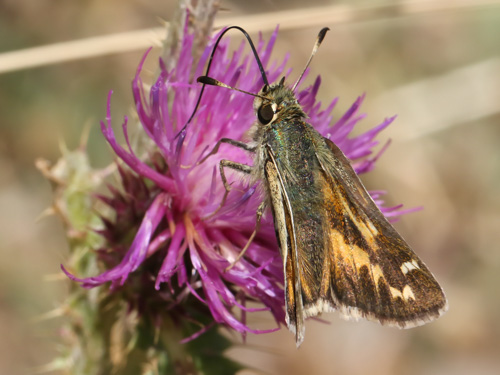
xmin=203 ymin=159 xmax=253 ymax=219
xmin=196 ymin=139 xmax=263 ymax=269
xmin=199 ymin=138 xmax=256 ymax=165
xmin=181 ymin=138 xmax=255 ymax=169
xmin=225 ymin=199 xmax=267 ymax=271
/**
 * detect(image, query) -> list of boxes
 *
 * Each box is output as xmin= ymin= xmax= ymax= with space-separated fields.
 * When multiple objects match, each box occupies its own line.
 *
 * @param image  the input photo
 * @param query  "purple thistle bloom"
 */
xmin=62 ymin=27 xmax=412 ymax=338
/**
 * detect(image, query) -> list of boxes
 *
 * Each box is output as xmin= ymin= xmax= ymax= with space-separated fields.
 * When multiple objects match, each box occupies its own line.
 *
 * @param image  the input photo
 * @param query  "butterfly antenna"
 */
xmin=291 ymin=27 xmax=329 ymax=92
xmin=197 ymin=76 xmax=268 ymax=100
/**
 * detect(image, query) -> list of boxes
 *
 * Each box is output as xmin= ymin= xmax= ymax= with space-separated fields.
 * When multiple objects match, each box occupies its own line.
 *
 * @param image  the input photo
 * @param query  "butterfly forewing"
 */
xmin=318 ymin=137 xmax=447 ymax=326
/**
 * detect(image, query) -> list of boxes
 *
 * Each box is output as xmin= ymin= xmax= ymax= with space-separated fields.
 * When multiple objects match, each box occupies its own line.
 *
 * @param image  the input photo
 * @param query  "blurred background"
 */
xmin=1 ymin=0 xmax=499 ymax=374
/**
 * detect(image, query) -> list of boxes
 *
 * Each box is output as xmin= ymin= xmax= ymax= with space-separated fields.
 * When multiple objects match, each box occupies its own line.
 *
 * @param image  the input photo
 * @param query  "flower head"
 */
xmin=63 ymin=26 xmax=410 ymax=339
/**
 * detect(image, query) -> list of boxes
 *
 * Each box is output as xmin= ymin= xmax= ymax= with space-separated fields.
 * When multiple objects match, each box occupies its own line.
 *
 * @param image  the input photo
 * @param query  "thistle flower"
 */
xmin=62 ymin=26 xmax=410 ymax=342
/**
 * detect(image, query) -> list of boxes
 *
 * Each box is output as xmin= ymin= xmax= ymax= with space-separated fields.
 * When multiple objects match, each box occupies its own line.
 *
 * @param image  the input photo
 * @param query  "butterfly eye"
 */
xmin=262 ymin=84 xmax=269 ymax=93
xmin=258 ymin=103 xmax=275 ymax=125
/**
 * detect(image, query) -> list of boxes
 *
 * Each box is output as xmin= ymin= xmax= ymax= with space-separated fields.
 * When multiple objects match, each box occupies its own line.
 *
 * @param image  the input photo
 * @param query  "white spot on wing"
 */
xmin=402 ymin=285 xmax=416 ymax=301
xmin=389 ymin=286 xmax=402 ymax=299
xmin=401 ymin=259 xmax=420 ymax=274
xmin=390 ymin=285 xmax=415 ymax=301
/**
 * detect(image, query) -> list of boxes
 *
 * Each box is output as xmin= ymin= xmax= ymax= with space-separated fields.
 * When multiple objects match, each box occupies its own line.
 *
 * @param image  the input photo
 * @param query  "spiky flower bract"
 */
xmin=62 ymin=26 xmax=410 ymax=343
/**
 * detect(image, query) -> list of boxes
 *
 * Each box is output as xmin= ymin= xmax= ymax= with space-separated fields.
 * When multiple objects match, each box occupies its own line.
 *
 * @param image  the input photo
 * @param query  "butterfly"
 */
xmin=189 ymin=26 xmax=448 ymax=346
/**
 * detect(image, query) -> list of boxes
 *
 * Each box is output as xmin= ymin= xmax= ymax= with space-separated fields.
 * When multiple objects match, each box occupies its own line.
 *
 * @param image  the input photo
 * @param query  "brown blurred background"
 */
xmin=1 ymin=1 xmax=499 ymax=374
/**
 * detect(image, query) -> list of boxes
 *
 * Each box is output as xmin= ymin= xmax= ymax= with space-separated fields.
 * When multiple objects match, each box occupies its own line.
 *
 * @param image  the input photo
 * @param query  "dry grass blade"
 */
xmin=0 ymin=28 xmax=166 ymax=74
xmin=1 ymin=0 xmax=500 ymax=74
xmin=374 ymin=58 xmax=500 ymax=140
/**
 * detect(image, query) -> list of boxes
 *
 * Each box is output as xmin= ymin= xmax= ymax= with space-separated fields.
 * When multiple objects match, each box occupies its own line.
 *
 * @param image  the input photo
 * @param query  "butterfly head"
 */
xmin=254 ymin=77 xmax=306 ymax=126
